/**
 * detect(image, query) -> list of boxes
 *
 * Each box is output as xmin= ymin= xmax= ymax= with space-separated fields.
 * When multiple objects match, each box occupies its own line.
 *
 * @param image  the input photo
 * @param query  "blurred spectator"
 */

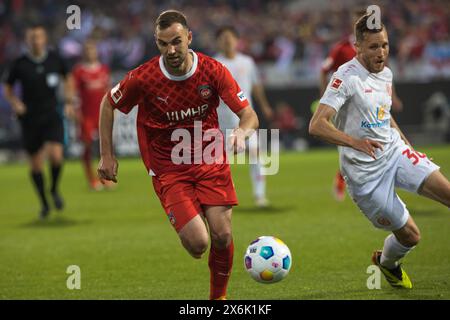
xmin=272 ymin=101 xmax=299 ymax=150
xmin=0 ymin=0 xmax=449 ymax=82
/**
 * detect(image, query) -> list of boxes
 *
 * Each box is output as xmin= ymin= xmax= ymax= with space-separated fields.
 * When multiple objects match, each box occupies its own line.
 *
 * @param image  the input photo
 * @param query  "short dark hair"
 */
xmin=354 ymin=14 xmax=385 ymax=43
xmin=155 ymin=10 xmax=188 ymax=30
xmin=26 ymin=23 xmax=46 ymax=31
xmin=215 ymin=25 xmax=239 ymax=39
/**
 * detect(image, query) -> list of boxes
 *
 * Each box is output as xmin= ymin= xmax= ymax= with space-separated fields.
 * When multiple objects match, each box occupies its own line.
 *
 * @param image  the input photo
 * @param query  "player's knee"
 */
xmin=183 ymin=237 xmax=209 ymax=259
xmin=210 ymin=230 xmax=232 ymax=249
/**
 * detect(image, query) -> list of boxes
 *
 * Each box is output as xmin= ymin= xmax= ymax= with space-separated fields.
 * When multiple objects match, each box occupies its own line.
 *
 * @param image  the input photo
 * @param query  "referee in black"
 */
xmin=3 ymin=24 xmax=75 ymax=219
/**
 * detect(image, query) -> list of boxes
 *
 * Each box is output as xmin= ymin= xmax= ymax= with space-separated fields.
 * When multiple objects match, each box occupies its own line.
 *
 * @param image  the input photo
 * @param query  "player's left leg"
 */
xmin=418 ymin=169 xmax=450 ymax=208
xmin=204 ymin=205 xmax=233 ymax=300
xmin=47 ymin=142 xmax=64 ymax=210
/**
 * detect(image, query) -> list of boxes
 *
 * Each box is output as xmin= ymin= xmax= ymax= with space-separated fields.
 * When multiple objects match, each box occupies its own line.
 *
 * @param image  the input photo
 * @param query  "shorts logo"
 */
xmin=111 ymin=84 xmax=123 ymax=104
xmin=377 ymin=217 xmax=391 ymax=226
xmin=237 ymin=91 xmax=246 ymax=102
xmin=168 ymin=211 xmax=176 ymax=225
xmin=198 ymin=85 xmax=213 ymax=99
xmin=330 ymin=78 xmax=342 ymax=90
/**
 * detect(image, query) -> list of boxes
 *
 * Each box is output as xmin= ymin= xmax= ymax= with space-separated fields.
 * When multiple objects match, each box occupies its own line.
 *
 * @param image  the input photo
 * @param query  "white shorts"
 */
xmin=345 ymin=146 xmax=440 ymax=231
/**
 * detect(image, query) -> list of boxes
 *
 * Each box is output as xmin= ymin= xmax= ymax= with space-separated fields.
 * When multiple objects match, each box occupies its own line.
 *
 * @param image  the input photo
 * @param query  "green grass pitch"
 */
xmin=0 ymin=146 xmax=449 ymax=299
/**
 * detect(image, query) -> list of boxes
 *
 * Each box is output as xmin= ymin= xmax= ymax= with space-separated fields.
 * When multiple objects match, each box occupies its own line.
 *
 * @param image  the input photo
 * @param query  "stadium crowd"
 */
xmin=1 ymin=0 xmax=449 ymax=79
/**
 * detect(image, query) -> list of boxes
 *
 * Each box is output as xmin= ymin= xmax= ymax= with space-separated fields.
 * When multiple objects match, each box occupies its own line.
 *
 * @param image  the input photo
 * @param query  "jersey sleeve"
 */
xmin=215 ymin=63 xmax=249 ymax=114
xmin=107 ymin=70 xmax=141 ymax=114
xmin=319 ymin=71 xmax=354 ymax=113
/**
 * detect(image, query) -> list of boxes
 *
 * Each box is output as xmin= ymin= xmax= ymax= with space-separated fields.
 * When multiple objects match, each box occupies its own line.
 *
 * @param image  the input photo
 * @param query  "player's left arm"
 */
xmin=230 ymin=106 xmax=259 ymax=153
xmin=390 ymin=116 xmax=412 ymax=148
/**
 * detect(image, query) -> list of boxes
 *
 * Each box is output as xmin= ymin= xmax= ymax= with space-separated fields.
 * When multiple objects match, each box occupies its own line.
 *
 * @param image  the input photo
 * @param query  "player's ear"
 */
xmin=187 ymin=30 xmax=193 ymax=45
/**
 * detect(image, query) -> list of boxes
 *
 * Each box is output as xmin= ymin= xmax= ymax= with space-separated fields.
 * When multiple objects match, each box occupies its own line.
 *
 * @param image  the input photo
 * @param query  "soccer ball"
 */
xmin=244 ymin=236 xmax=292 ymax=284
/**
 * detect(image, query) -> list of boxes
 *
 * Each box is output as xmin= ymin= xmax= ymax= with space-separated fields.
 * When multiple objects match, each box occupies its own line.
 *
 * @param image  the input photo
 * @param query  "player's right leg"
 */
xmin=178 ymin=215 xmax=209 ymax=259
xmin=372 ymin=216 xmax=419 ymax=289
xmin=346 ymin=166 xmax=414 ymax=289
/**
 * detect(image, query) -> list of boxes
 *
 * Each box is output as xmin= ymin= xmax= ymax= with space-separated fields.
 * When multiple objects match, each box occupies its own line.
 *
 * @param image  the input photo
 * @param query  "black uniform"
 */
xmin=5 ymin=50 xmax=68 ymax=154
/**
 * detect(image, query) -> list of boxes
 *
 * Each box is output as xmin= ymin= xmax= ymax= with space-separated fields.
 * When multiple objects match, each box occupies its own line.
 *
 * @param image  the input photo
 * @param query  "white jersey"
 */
xmin=320 ymin=57 xmax=402 ymax=185
xmin=214 ymin=53 xmax=259 ymax=129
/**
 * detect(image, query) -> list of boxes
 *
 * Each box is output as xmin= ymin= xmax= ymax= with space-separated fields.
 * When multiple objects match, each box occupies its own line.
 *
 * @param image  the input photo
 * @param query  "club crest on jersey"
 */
xmin=198 ymin=85 xmax=213 ymax=99
xmin=237 ymin=91 xmax=246 ymax=102
xmin=168 ymin=211 xmax=176 ymax=225
xmin=330 ymin=78 xmax=342 ymax=90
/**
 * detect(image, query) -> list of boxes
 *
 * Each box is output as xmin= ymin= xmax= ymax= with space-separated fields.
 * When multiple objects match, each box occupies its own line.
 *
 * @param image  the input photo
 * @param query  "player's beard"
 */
xmin=166 ymin=53 xmax=184 ymax=69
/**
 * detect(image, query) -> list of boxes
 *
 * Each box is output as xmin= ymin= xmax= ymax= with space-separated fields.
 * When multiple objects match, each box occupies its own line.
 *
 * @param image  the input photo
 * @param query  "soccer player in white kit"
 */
xmin=309 ymin=14 xmax=450 ymax=288
xmin=215 ymin=26 xmax=274 ymax=207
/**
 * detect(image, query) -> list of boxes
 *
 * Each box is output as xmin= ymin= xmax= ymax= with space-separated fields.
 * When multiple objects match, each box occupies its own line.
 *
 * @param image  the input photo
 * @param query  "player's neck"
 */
xmin=84 ymin=60 xmax=100 ymax=68
xmin=165 ymin=51 xmax=194 ymax=76
xmin=224 ymin=51 xmax=236 ymax=59
xmin=27 ymin=49 xmax=48 ymax=62
xmin=356 ymin=56 xmax=370 ymax=73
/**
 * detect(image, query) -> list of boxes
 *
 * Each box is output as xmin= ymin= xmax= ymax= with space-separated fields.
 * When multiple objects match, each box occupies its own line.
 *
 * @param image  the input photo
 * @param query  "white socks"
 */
xmin=380 ymin=234 xmax=415 ymax=269
xmin=250 ymin=163 xmax=266 ymax=199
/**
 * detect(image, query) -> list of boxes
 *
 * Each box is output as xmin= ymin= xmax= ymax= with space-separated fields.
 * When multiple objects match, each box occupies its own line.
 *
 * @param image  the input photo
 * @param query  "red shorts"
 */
xmin=152 ymin=164 xmax=238 ymax=233
xmin=80 ymin=118 xmax=99 ymax=143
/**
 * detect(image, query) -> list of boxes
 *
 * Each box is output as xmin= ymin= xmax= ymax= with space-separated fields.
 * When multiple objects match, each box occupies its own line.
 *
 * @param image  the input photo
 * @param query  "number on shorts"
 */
xmin=402 ymin=148 xmax=426 ymax=165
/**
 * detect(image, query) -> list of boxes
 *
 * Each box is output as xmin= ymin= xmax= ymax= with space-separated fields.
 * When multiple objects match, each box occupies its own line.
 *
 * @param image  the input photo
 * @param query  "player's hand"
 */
xmin=12 ymin=100 xmax=27 ymax=116
xmin=229 ymin=128 xmax=246 ymax=154
xmin=352 ymin=138 xmax=383 ymax=160
xmin=97 ymin=156 xmax=119 ymax=183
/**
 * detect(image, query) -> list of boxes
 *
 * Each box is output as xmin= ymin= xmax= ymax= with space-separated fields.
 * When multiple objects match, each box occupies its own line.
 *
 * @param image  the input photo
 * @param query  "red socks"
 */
xmin=208 ymin=240 xmax=234 ymax=300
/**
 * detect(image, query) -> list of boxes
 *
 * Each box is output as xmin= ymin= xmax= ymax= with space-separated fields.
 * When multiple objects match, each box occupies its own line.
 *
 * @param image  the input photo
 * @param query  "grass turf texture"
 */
xmin=0 ymin=146 xmax=449 ymax=300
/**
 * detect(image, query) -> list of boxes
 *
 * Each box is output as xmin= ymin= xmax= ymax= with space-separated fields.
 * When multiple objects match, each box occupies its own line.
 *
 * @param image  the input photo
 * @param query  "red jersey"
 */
xmin=107 ymin=50 xmax=249 ymax=175
xmin=73 ymin=63 xmax=110 ymax=120
xmin=321 ymin=37 xmax=356 ymax=73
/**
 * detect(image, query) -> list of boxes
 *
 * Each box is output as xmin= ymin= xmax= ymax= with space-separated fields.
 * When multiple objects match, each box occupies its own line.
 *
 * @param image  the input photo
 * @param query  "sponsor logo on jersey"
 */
xmin=237 ymin=91 xmax=246 ymax=102
xmin=377 ymin=106 xmax=386 ymax=120
xmin=110 ymin=83 xmax=123 ymax=104
xmin=198 ymin=85 xmax=212 ymax=99
xmin=361 ymin=105 xmax=389 ymax=129
xmin=166 ymin=104 xmax=209 ymax=122
xmin=330 ymin=78 xmax=342 ymax=90
xmin=156 ymin=96 xmax=169 ymax=105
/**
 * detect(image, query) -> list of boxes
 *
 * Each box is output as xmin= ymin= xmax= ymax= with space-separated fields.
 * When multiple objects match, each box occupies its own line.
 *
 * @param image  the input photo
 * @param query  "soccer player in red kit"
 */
xmin=73 ymin=40 xmax=110 ymax=190
xmin=97 ymin=10 xmax=259 ymax=300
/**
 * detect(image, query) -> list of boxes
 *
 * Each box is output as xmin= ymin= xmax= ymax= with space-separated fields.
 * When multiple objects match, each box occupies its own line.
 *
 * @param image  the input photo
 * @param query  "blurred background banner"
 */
xmin=1 ymin=0 xmax=449 ymax=161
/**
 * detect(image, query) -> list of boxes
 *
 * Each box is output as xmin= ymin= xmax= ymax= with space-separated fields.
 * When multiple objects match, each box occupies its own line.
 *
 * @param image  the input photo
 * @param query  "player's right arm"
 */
xmin=309 ymin=104 xmax=382 ymax=159
xmin=97 ymin=70 xmax=141 ymax=182
xmin=97 ymin=95 xmax=118 ymax=182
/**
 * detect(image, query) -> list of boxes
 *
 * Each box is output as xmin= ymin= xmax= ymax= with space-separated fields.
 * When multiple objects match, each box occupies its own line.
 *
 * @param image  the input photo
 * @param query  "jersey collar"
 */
xmin=159 ymin=50 xmax=198 ymax=81
xmin=26 ymin=50 xmax=48 ymax=64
